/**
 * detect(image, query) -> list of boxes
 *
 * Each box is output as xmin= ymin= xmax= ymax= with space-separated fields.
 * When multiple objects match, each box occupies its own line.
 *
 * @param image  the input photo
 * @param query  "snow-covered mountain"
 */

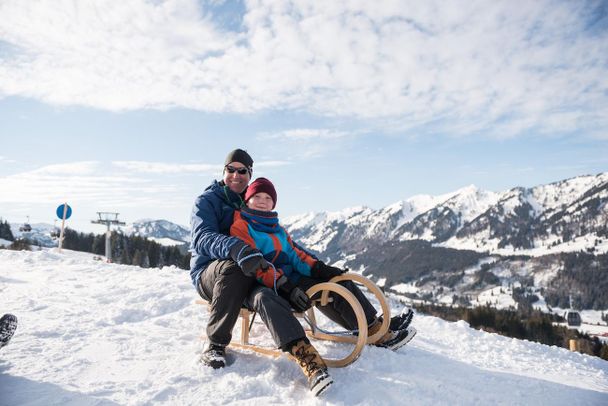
xmin=1 ymin=248 xmax=607 ymax=405
xmin=283 ymin=172 xmax=608 ymax=311
xmin=9 ymin=222 xmax=57 ymax=248
xmin=123 ymin=219 xmax=190 ymax=246
xmin=284 ymin=172 xmax=608 ymax=257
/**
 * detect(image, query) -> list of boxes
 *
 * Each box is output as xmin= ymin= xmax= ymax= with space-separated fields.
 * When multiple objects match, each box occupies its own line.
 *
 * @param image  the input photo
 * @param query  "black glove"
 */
xmin=276 ymin=276 xmax=311 ymax=312
xmin=311 ymin=261 xmax=347 ymax=279
xmin=229 ymin=241 xmax=269 ymax=277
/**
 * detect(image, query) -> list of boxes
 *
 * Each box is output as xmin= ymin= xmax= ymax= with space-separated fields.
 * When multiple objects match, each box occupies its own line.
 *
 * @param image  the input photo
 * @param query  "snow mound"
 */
xmin=0 ymin=249 xmax=607 ymax=405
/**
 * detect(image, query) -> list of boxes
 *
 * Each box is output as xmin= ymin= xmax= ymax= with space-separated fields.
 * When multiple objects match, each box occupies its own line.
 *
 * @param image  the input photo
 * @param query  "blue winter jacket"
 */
xmin=189 ymin=180 xmax=246 ymax=285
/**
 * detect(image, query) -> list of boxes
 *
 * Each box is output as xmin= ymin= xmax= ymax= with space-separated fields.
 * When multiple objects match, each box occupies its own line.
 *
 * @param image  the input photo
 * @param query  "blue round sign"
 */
xmin=56 ymin=204 xmax=72 ymax=220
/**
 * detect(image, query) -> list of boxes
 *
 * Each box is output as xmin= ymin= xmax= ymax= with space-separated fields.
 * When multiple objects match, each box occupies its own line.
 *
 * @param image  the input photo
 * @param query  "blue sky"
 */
xmin=1 ymin=0 xmax=607 ymax=233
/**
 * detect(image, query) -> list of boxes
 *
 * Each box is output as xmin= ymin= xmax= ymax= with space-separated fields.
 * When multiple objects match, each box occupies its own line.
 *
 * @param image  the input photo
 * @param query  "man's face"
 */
xmin=223 ymin=162 xmax=251 ymax=194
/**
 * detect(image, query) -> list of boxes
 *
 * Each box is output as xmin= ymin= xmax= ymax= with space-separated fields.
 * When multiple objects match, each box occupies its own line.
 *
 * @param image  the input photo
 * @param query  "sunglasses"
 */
xmin=225 ymin=165 xmax=250 ymax=175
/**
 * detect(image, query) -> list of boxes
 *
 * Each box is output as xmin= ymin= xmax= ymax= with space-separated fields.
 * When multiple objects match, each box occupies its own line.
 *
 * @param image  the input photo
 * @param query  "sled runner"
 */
xmin=197 ymin=273 xmax=390 ymax=368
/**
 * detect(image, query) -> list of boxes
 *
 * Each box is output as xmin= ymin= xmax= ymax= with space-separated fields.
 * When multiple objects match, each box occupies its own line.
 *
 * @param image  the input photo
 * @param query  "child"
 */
xmin=231 ymin=178 xmax=415 ymax=348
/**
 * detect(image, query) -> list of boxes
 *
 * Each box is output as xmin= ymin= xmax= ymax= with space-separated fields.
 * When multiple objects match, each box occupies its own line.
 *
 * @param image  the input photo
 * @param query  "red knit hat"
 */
xmin=245 ymin=177 xmax=277 ymax=209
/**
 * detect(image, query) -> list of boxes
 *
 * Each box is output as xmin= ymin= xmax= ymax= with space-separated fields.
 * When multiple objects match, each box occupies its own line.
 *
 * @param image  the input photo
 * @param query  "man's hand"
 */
xmin=311 ymin=261 xmax=347 ymax=280
xmin=230 ymin=241 xmax=269 ymax=277
xmin=276 ymin=276 xmax=311 ymax=312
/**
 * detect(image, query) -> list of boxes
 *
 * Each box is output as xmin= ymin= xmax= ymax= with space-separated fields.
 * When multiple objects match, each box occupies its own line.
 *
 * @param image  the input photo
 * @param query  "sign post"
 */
xmin=56 ymin=203 xmax=72 ymax=252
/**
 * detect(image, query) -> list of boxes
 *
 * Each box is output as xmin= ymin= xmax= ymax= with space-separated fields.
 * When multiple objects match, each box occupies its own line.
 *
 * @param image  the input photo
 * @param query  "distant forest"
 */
xmin=61 ymin=228 xmax=191 ymax=269
xmin=543 ymin=252 xmax=608 ymax=310
xmin=0 ymin=222 xmax=191 ymax=270
xmin=416 ymin=303 xmax=608 ymax=361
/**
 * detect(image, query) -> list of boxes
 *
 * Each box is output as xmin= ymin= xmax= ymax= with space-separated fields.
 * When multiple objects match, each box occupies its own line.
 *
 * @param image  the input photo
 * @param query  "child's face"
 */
xmin=247 ymin=192 xmax=274 ymax=211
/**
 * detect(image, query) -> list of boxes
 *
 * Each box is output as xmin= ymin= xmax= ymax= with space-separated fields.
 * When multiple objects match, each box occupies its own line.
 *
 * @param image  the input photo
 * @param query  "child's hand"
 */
xmin=312 ymin=262 xmax=346 ymax=279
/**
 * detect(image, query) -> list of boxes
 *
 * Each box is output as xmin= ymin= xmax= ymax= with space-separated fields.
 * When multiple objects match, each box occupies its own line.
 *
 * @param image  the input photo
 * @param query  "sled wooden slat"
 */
xmin=304 ymin=282 xmax=368 ymax=368
xmin=324 ymin=274 xmax=391 ymax=344
xmin=195 ymin=275 xmax=382 ymax=368
xmin=229 ymin=342 xmax=283 ymax=358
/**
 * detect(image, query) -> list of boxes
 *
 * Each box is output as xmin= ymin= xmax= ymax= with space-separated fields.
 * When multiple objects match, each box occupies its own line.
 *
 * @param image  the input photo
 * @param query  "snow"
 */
xmin=442 ymin=184 xmax=500 ymax=223
xmin=390 ymin=282 xmax=420 ymax=295
xmin=544 ymin=308 xmax=608 ymax=343
xmin=475 ymin=286 xmax=518 ymax=309
xmin=147 ymin=237 xmax=187 ymax=247
xmin=1 ymin=249 xmax=607 ymax=405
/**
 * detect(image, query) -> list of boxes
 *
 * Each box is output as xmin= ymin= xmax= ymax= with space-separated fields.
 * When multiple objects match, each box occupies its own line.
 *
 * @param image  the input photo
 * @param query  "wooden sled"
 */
xmin=197 ymin=273 xmax=390 ymax=368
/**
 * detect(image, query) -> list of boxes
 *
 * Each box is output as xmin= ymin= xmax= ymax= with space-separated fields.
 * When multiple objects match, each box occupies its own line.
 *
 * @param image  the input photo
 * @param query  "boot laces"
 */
xmin=294 ymin=345 xmax=320 ymax=375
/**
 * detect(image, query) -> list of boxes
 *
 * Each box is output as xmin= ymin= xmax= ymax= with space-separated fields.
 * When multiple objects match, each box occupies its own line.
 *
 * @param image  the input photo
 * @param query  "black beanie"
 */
xmin=224 ymin=149 xmax=253 ymax=168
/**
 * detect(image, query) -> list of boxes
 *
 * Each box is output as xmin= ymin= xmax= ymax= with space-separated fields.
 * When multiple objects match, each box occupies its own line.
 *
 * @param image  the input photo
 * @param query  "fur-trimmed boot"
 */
xmin=289 ymin=339 xmax=333 ymax=396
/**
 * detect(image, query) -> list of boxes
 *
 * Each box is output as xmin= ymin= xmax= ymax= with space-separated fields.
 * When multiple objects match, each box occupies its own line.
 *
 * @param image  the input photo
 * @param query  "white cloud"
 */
xmin=0 ymin=156 xmax=17 ymax=164
xmin=109 ymin=160 xmax=290 ymax=175
xmin=255 ymin=160 xmax=291 ymax=168
xmin=0 ymin=0 xmax=606 ymax=138
xmin=112 ymin=161 xmax=219 ymax=174
xmin=259 ymin=128 xmax=350 ymax=140
xmin=256 ymin=128 xmax=357 ymax=160
xmin=0 ymin=162 xmax=179 ymax=205
xmin=28 ymin=161 xmax=101 ymax=175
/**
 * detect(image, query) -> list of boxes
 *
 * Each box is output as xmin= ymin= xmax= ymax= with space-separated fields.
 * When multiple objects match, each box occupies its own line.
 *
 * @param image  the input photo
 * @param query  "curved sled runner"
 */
xmin=197 ymin=274 xmax=391 ymax=368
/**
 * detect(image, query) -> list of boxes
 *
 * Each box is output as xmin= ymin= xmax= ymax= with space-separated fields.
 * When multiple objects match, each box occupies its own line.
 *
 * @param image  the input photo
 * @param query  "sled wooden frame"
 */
xmin=197 ymin=273 xmax=390 ymax=368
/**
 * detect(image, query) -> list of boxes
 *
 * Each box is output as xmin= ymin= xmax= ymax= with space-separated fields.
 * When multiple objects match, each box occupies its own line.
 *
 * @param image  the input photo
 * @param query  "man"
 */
xmin=189 ymin=149 xmax=413 ymax=396
xmin=190 ymin=148 xmax=258 ymax=368
xmin=189 ymin=149 xmax=332 ymax=395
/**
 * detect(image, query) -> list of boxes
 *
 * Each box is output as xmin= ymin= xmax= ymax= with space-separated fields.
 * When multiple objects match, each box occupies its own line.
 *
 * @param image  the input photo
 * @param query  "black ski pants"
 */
xmin=296 ymin=275 xmax=378 ymax=330
xmin=197 ymin=259 xmax=306 ymax=349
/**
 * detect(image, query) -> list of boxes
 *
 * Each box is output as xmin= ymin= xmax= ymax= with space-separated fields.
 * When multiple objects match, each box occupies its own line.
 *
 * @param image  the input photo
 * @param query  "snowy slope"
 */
xmin=1 ymin=249 xmax=607 ymax=405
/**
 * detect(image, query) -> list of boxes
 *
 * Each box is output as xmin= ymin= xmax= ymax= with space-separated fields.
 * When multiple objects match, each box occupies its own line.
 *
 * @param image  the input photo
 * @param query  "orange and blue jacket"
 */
xmin=230 ymin=208 xmax=317 ymax=288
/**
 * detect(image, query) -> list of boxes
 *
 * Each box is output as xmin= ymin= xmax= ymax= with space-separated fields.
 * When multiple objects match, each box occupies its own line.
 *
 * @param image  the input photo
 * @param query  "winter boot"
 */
xmin=389 ymin=308 xmax=414 ymax=332
xmin=290 ymin=339 xmax=333 ymax=396
xmin=200 ymin=342 xmax=226 ymax=369
xmin=375 ymin=308 xmax=414 ymax=335
xmin=369 ymin=319 xmax=417 ymax=351
xmin=0 ymin=314 xmax=17 ymax=350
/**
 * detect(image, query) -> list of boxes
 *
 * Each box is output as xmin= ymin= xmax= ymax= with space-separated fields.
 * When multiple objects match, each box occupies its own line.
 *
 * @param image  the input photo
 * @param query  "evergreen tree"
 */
xmin=8 ymin=239 xmax=31 ymax=251
xmin=0 ymin=219 xmax=15 ymax=241
xmin=132 ymin=250 xmax=142 ymax=267
xmin=92 ymin=235 xmax=105 ymax=256
xmin=147 ymin=242 xmax=160 ymax=268
xmin=141 ymin=252 xmax=150 ymax=268
xmin=601 ymin=343 xmax=608 ymax=361
xmin=9 ymin=222 xmax=191 ymax=270
xmin=120 ymin=247 xmax=131 ymax=265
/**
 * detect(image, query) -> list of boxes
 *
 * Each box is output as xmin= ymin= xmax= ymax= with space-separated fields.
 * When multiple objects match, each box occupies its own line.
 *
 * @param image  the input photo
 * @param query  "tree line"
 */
xmin=0 ymin=224 xmax=191 ymax=270
xmin=543 ymin=252 xmax=608 ymax=309
xmin=61 ymin=228 xmax=190 ymax=269
xmin=415 ymin=303 xmax=608 ymax=361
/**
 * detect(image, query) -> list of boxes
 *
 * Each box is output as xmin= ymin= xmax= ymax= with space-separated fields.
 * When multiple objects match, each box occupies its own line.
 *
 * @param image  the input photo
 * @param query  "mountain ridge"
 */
xmin=283 ymin=171 xmax=608 ymax=257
